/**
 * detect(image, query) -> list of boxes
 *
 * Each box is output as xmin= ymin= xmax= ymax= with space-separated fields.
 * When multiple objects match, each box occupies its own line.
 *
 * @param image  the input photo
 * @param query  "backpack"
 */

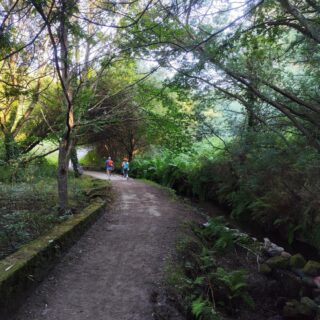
xmin=107 ymin=160 xmax=113 ymax=167
xmin=123 ymin=161 xmax=129 ymax=170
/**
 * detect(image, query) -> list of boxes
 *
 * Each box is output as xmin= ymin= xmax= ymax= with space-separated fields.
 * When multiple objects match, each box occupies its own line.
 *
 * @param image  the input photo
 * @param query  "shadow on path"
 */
xmin=13 ymin=171 xmax=200 ymax=320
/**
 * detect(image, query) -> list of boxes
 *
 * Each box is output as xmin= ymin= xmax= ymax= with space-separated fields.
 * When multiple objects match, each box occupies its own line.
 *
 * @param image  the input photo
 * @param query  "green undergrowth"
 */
xmin=0 ymin=159 xmax=110 ymax=259
xmin=131 ymin=134 xmax=320 ymax=250
xmin=80 ymin=148 xmax=105 ymax=170
xmin=166 ymin=217 xmax=272 ymax=320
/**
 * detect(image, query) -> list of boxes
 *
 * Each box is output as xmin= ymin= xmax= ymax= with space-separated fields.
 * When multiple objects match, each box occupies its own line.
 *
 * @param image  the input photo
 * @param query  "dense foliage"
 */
xmin=1 ymin=0 xmax=320 ymax=271
xmin=1 ymin=2 xmax=320 ymax=318
xmin=0 ymin=159 xmax=109 ymax=258
xmin=167 ymin=217 xmax=269 ymax=319
xmin=131 ymin=133 xmax=320 ymax=249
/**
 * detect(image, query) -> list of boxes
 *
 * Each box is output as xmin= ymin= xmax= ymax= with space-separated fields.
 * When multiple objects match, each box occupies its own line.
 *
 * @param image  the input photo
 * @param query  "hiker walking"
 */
xmin=105 ymin=156 xmax=114 ymax=179
xmin=121 ymin=157 xmax=129 ymax=180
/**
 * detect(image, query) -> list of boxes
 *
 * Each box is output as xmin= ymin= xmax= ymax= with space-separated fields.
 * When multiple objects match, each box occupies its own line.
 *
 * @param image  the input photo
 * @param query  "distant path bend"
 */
xmin=14 ymin=171 xmax=199 ymax=320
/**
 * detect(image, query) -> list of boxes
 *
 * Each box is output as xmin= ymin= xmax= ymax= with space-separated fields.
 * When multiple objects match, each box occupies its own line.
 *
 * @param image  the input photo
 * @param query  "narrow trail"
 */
xmin=13 ymin=172 xmax=201 ymax=320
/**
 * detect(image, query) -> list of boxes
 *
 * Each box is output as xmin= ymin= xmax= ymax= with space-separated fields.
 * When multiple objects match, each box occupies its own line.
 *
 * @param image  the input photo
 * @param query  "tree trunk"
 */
xmin=57 ymin=0 xmax=74 ymax=213
xmin=128 ymin=134 xmax=135 ymax=161
xmin=4 ymin=132 xmax=19 ymax=162
xmin=57 ymin=139 xmax=70 ymax=212
xmin=70 ymin=145 xmax=81 ymax=177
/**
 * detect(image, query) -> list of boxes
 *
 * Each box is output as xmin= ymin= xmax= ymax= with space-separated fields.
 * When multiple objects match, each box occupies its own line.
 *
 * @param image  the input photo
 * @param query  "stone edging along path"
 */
xmin=0 ymin=197 xmax=106 ymax=317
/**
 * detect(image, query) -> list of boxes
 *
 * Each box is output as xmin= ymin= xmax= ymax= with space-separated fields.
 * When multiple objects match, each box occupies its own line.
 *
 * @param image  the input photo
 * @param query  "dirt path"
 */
xmin=13 ymin=172 xmax=200 ymax=320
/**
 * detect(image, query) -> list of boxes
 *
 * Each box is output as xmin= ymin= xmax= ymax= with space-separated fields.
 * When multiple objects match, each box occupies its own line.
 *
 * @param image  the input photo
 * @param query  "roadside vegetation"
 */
xmin=1 ymin=1 xmax=320 ymax=318
xmin=0 ymin=160 xmax=109 ymax=259
xmin=166 ymin=217 xmax=320 ymax=320
xmin=130 ymin=135 xmax=320 ymax=251
xmin=166 ymin=218 xmax=261 ymax=319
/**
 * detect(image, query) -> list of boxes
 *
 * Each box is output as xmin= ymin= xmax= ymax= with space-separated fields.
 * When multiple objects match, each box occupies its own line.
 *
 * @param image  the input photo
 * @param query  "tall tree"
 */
xmin=120 ymin=0 xmax=320 ymax=151
xmin=28 ymin=0 xmax=157 ymax=211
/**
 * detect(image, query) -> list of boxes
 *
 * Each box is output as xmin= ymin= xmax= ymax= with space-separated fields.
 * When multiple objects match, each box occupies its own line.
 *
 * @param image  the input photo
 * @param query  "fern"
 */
xmin=192 ymin=297 xmax=207 ymax=318
xmin=192 ymin=297 xmax=220 ymax=320
xmin=211 ymin=267 xmax=254 ymax=308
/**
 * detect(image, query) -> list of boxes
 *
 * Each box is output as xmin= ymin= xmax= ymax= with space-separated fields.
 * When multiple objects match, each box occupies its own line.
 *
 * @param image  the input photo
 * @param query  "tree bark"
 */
xmin=70 ymin=145 xmax=81 ymax=177
xmin=4 ymin=131 xmax=19 ymax=162
xmin=57 ymin=0 xmax=75 ymax=212
xmin=57 ymin=130 xmax=74 ymax=213
xmin=58 ymin=139 xmax=70 ymax=212
xmin=279 ymin=0 xmax=320 ymax=44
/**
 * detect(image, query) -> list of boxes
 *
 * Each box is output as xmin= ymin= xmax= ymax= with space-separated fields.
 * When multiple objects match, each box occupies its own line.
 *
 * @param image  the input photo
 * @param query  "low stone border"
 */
xmin=0 ymin=198 xmax=106 ymax=318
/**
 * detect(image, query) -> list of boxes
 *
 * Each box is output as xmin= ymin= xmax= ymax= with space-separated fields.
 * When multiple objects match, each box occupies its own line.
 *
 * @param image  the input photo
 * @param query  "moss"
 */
xmin=265 ymin=255 xmax=289 ymax=269
xmin=303 ymin=260 xmax=320 ymax=276
xmin=259 ymin=263 xmax=272 ymax=274
xmin=283 ymin=300 xmax=314 ymax=318
xmin=0 ymin=199 xmax=105 ymax=317
xmin=0 ymin=174 xmax=110 ymax=260
xmin=289 ymin=254 xmax=306 ymax=269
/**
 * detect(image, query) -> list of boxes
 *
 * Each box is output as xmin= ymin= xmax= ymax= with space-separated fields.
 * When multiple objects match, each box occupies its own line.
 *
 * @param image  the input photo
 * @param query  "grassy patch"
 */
xmin=0 ymin=161 xmax=110 ymax=260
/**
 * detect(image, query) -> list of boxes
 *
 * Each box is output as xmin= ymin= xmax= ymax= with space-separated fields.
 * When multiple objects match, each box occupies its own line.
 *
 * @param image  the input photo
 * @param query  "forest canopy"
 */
xmin=0 ymin=0 xmax=319 ymax=247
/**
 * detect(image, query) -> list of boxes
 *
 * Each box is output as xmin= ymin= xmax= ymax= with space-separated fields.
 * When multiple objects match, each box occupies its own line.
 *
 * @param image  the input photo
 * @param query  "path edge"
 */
xmin=0 ymin=198 xmax=106 ymax=317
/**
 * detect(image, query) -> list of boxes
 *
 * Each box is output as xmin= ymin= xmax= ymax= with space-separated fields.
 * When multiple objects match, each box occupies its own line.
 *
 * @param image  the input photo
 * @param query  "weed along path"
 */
xmin=13 ymin=172 xmax=200 ymax=320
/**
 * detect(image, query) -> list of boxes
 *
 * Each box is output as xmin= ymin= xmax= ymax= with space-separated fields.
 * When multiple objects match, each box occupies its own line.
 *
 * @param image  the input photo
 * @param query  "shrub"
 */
xmin=167 ymin=218 xmax=255 ymax=319
xmin=80 ymin=148 xmax=105 ymax=170
xmin=0 ymin=160 xmax=109 ymax=259
xmin=131 ymin=134 xmax=320 ymax=249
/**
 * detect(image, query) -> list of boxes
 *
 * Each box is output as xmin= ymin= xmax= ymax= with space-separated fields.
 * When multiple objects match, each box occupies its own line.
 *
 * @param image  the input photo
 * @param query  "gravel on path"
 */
xmin=12 ymin=172 xmax=199 ymax=320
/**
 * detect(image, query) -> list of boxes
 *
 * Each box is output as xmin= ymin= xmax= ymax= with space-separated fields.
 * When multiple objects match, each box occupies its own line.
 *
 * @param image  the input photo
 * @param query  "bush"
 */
xmin=0 ymin=158 xmax=57 ymax=184
xmin=131 ymin=134 xmax=320 ymax=249
xmin=167 ymin=218 xmax=255 ymax=319
xmin=80 ymin=149 xmax=105 ymax=170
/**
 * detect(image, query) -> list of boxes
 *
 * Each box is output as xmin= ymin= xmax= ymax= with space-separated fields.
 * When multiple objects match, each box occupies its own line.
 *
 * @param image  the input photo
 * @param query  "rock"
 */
xmin=259 ymin=263 xmax=272 ymax=274
xmin=268 ymin=248 xmax=286 ymax=256
xmin=273 ymin=269 xmax=302 ymax=298
xmin=292 ymin=268 xmax=305 ymax=278
xmin=282 ymin=252 xmax=292 ymax=258
xmin=266 ymin=255 xmax=290 ymax=269
xmin=303 ymin=261 xmax=320 ymax=276
xmin=312 ymin=288 xmax=320 ymax=298
xmin=283 ymin=300 xmax=314 ymax=319
xmin=264 ymin=237 xmax=272 ymax=247
xmin=292 ymin=270 xmax=315 ymax=295
xmin=290 ymin=254 xmax=306 ymax=269
xmin=314 ymin=295 xmax=320 ymax=305
xmin=264 ymin=238 xmax=285 ymax=256
xmin=314 ymin=276 xmax=320 ymax=288
xmin=301 ymin=276 xmax=317 ymax=288
xmin=301 ymin=296 xmax=319 ymax=312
